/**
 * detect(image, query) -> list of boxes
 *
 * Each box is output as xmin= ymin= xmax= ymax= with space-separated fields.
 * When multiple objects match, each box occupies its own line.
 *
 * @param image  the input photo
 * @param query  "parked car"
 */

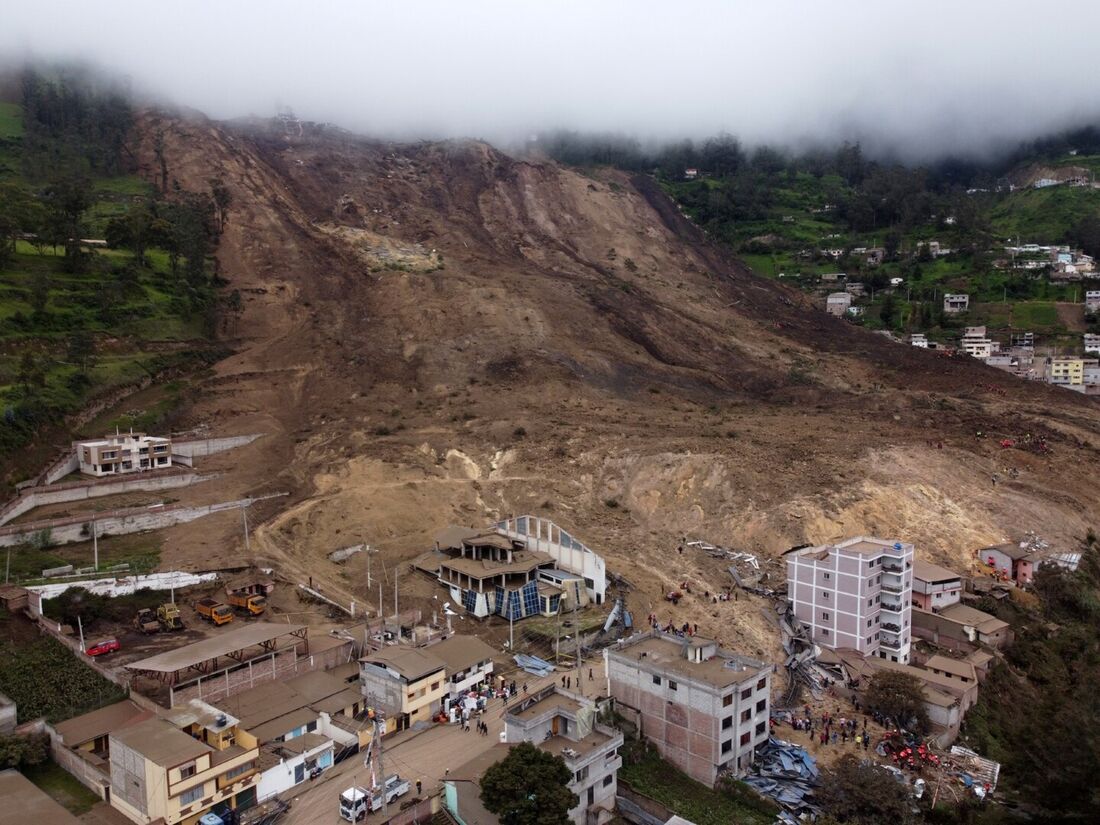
xmin=86 ymin=638 xmax=120 ymax=657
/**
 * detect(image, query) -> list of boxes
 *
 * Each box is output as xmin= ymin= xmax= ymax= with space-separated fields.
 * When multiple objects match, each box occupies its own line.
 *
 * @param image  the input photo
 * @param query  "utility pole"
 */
xmin=377 ymin=717 xmax=387 ymax=816
xmin=92 ymin=513 xmax=98 ymax=571
xmin=77 ymin=615 xmax=85 ymax=652
xmin=509 ymin=610 xmax=514 ymax=650
xmin=241 ymin=500 xmax=251 ymax=552
xmin=574 ymin=591 xmax=582 ymax=686
xmin=393 ymin=568 xmax=398 ymax=618
xmin=378 ymin=582 xmax=384 ymax=619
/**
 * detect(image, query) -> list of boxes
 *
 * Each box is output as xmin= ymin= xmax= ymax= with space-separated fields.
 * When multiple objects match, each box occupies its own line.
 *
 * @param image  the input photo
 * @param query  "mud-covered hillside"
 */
xmin=128 ymin=109 xmax=1100 ymax=656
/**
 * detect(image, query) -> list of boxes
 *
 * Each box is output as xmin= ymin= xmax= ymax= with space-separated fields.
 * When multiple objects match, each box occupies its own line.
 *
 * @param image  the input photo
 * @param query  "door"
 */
xmin=551 ymin=716 xmax=560 ymax=735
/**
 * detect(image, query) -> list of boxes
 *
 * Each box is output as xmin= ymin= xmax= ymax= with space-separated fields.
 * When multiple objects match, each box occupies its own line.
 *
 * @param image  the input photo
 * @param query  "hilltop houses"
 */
xmin=943 ymin=294 xmax=970 ymax=314
xmin=77 ymin=432 xmax=173 ymax=476
xmin=826 ymin=292 xmax=852 ymax=316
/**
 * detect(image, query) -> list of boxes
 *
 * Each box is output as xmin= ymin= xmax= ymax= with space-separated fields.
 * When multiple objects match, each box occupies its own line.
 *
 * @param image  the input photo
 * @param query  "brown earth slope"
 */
xmin=124 ymin=110 xmax=1099 ymax=655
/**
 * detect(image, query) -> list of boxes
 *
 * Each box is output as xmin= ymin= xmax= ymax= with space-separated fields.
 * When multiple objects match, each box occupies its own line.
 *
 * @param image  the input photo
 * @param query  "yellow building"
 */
xmin=109 ymin=701 xmax=260 ymax=825
xmin=1047 ymin=356 xmax=1085 ymax=386
xmin=359 ymin=647 xmax=447 ymax=733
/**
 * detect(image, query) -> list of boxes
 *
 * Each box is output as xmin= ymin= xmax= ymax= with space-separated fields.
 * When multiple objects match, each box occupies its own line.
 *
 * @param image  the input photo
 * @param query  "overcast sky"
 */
xmin=3 ymin=1 xmax=1100 ymax=159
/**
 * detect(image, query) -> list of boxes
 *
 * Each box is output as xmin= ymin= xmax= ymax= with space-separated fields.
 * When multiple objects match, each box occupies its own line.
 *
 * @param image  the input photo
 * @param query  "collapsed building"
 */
xmin=414 ymin=517 xmax=606 ymax=620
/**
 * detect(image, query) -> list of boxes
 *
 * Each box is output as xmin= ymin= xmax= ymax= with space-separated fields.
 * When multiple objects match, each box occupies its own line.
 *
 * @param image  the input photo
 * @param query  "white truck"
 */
xmin=339 ymin=775 xmax=411 ymax=821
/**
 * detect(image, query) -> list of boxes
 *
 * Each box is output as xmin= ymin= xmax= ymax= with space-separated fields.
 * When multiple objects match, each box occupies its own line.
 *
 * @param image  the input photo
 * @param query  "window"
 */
xmin=306 ymin=720 xmax=318 ymax=732
xmin=721 ymin=740 xmax=732 ymax=754
xmin=603 ymin=775 xmax=613 ymax=787
xmin=722 ymin=716 xmax=733 ymax=730
xmin=867 ymin=619 xmax=872 ymax=628
xmin=756 ymin=678 xmax=766 ymax=691
xmin=821 ymin=611 xmax=830 ymax=621
xmin=867 ymin=637 xmax=872 ymax=644
xmin=575 ymin=766 xmax=589 ymax=782
xmin=652 ymin=675 xmax=662 ymax=686
xmin=223 ymin=761 xmax=255 ymax=781
xmin=740 ymin=732 xmax=752 ymax=746
xmin=868 ymin=598 xmax=873 ymax=607
xmin=821 ymin=591 xmax=830 ymax=600
xmin=755 ymin=721 xmax=766 ymax=735
xmin=723 ymin=694 xmax=733 ymax=707
xmin=821 ymin=628 xmax=829 ymax=636
xmin=431 ymin=681 xmax=441 ymax=690
xmin=668 ymin=680 xmax=678 ymax=691
xmin=179 ymin=762 xmax=197 ymax=779
xmin=823 ymin=572 xmax=831 ymax=580
xmin=756 ymin=699 xmax=766 ymax=713
xmin=179 ymin=785 xmax=204 ymax=805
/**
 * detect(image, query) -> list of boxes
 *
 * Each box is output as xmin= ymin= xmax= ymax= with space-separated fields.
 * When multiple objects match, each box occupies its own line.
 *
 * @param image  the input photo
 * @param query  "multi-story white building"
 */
xmin=910 ymin=334 xmax=929 ymax=348
xmin=606 ymin=632 xmax=771 ymax=785
xmin=960 ymin=326 xmax=994 ymax=359
xmin=77 ymin=432 xmax=172 ymax=476
xmin=1084 ymin=334 xmax=1100 ymax=355
xmin=786 ymin=537 xmax=914 ymax=664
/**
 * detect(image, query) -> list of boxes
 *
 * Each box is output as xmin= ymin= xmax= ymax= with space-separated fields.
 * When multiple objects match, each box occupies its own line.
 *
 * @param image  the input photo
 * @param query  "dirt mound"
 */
xmin=125 ymin=110 xmax=1100 ymax=656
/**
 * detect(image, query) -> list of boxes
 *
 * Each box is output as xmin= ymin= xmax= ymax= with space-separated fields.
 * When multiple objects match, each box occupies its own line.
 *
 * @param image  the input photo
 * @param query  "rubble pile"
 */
xmin=743 ymin=737 xmax=821 ymax=817
xmin=684 ymin=539 xmax=785 ymax=597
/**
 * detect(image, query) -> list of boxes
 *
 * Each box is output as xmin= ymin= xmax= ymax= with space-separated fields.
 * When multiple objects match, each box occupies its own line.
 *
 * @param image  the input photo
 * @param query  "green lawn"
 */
xmin=23 ymin=761 xmax=101 ymax=815
xmin=0 ymin=102 xmax=23 ymax=139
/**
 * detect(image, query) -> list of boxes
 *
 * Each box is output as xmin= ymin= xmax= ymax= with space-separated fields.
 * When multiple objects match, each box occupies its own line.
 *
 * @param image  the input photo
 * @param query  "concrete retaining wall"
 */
xmin=0 ymin=470 xmax=208 ymax=527
xmin=48 ymin=723 xmax=111 ymax=800
xmin=44 ymin=453 xmax=80 ymax=486
xmin=0 ymin=493 xmax=243 ymax=548
xmin=172 ymin=434 xmax=262 ymax=458
xmin=0 ymin=691 xmax=16 ymax=733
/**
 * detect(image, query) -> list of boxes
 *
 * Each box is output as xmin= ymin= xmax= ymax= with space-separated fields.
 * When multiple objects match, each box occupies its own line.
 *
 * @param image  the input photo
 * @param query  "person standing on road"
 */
xmin=589 ymin=668 xmax=593 ymax=681
xmin=417 ymin=779 xmax=422 ymax=796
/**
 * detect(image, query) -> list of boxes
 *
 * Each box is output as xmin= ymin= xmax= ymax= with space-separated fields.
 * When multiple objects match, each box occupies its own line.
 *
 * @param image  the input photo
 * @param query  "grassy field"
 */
xmin=618 ymin=741 xmax=777 ymax=825
xmin=3 ymin=531 xmax=163 ymax=583
xmin=0 ymin=102 xmax=23 ymax=139
xmin=24 ymin=761 xmax=101 ymax=815
xmin=989 ymin=184 xmax=1100 ymax=240
xmin=0 ymin=632 xmax=126 ymax=723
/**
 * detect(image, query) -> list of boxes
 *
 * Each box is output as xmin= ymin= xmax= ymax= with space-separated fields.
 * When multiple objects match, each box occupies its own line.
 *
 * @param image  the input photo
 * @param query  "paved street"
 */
xmin=281 ymin=657 xmax=608 ymax=824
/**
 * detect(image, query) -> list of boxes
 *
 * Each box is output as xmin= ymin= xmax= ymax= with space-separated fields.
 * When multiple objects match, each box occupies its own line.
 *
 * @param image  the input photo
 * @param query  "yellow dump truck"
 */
xmin=226 ymin=592 xmax=267 ymax=616
xmin=195 ymin=598 xmax=234 ymax=626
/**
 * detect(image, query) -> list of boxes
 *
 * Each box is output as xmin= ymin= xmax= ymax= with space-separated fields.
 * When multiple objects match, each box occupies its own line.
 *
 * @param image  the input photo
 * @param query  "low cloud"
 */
xmin=3 ymin=1 xmax=1099 ymax=160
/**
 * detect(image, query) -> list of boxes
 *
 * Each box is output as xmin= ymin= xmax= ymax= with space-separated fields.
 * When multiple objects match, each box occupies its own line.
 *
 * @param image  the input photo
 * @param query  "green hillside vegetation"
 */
xmin=0 ymin=67 xmax=233 ymax=482
xmin=962 ymin=532 xmax=1100 ymax=823
xmin=542 ymin=132 xmax=1100 ymax=345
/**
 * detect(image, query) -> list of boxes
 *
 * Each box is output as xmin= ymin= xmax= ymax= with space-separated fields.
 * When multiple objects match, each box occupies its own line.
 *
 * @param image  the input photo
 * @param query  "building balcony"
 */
xmin=881 ymin=582 xmax=903 ymax=594
xmin=880 ymin=600 xmax=903 ymax=613
xmin=880 ymin=638 xmax=902 ymax=650
xmin=881 ymin=561 xmax=904 ymax=574
xmin=880 ymin=622 xmax=902 ymax=633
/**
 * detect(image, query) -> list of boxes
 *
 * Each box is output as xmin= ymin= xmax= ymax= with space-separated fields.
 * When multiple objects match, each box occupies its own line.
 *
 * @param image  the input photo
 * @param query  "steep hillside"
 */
xmin=128 ymin=110 xmax=1100 ymax=657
